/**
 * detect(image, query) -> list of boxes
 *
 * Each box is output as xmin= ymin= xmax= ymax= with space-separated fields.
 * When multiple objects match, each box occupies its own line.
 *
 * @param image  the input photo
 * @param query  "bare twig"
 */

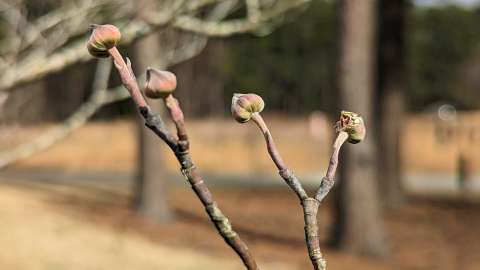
xmin=233 ymin=95 xmax=362 ymax=270
xmin=250 ymin=112 xmax=327 ymax=270
xmin=100 ymin=31 xmax=259 ymax=270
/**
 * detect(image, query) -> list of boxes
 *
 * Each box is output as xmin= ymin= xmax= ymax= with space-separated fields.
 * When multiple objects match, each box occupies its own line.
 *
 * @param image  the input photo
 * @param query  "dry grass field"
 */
xmin=2 ymin=112 xmax=479 ymax=176
xmin=0 ymin=182 xmax=300 ymax=270
xmin=0 ymin=177 xmax=479 ymax=270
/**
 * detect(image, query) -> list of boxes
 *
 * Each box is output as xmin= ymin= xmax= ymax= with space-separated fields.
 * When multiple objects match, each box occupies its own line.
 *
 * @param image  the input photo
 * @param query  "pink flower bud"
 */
xmin=335 ymin=111 xmax=366 ymax=144
xmin=231 ymin=93 xmax=265 ymax=123
xmin=87 ymin=24 xmax=121 ymax=58
xmin=144 ymin=68 xmax=177 ymax=99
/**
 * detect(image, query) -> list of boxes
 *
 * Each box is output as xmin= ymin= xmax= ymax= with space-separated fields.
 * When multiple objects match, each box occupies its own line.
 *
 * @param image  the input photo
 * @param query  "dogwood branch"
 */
xmin=247 ymin=112 xmax=349 ymax=270
xmin=107 ymin=43 xmax=259 ymax=270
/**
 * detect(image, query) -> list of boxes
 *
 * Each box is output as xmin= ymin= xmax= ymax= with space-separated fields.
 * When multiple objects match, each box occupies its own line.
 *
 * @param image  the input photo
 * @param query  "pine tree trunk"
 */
xmin=377 ymin=0 xmax=407 ymax=207
xmin=333 ymin=0 xmax=387 ymax=257
xmin=133 ymin=0 xmax=172 ymax=222
xmin=135 ymin=100 xmax=172 ymax=222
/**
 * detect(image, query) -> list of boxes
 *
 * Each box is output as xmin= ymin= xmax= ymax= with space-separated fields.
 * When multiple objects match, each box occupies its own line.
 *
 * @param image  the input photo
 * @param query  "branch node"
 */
xmin=139 ymin=106 xmax=178 ymax=150
xmin=140 ymin=106 xmax=161 ymax=127
xmin=177 ymin=139 xmax=189 ymax=152
xmin=302 ymin=197 xmax=320 ymax=214
xmin=178 ymin=152 xmax=194 ymax=170
xmin=206 ymin=203 xmax=238 ymax=239
xmin=180 ymin=166 xmax=191 ymax=183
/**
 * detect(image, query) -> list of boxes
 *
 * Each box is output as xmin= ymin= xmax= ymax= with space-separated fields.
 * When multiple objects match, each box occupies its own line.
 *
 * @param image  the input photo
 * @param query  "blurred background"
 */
xmin=0 ymin=0 xmax=479 ymax=269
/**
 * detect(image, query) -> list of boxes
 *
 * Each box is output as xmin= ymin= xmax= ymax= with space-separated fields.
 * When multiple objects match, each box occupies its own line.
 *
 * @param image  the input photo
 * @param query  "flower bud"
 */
xmin=335 ymin=111 xmax=366 ymax=144
xmin=231 ymin=93 xmax=265 ymax=123
xmin=144 ymin=68 xmax=177 ymax=99
xmin=87 ymin=24 xmax=121 ymax=58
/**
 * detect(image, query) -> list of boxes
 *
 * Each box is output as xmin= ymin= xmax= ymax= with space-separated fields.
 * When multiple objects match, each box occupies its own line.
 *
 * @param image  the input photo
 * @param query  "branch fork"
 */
xmin=232 ymin=93 xmax=365 ymax=270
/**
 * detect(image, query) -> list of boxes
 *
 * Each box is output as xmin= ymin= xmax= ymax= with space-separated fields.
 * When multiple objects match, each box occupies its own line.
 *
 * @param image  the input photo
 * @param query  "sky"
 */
xmin=414 ymin=0 xmax=480 ymax=6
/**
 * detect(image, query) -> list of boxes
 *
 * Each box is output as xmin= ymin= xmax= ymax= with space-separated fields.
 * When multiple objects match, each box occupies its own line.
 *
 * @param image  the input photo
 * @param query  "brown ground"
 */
xmin=0 ymin=114 xmax=479 ymax=269
xmin=0 ymin=177 xmax=479 ymax=270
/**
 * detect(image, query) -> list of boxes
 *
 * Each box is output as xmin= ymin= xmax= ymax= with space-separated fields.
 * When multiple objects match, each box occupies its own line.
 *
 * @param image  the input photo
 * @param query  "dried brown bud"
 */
xmin=87 ymin=24 xmax=121 ymax=58
xmin=231 ymin=93 xmax=265 ymax=123
xmin=335 ymin=111 xmax=366 ymax=144
xmin=144 ymin=68 xmax=177 ymax=99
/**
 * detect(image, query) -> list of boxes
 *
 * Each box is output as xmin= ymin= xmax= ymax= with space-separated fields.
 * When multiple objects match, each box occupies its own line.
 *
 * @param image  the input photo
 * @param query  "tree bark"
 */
xmin=333 ymin=0 xmax=387 ymax=257
xmin=133 ymin=0 xmax=172 ymax=222
xmin=377 ymin=0 xmax=407 ymax=207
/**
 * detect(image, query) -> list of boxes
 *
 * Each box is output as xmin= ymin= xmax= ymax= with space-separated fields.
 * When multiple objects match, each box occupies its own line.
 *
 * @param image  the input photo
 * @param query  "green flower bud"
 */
xmin=144 ymin=68 xmax=177 ymax=99
xmin=335 ymin=111 xmax=366 ymax=144
xmin=231 ymin=93 xmax=265 ymax=123
xmin=87 ymin=24 xmax=121 ymax=58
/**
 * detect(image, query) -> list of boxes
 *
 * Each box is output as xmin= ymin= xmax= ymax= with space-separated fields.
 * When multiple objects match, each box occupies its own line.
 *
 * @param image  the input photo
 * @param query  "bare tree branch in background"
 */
xmin=0 ymin=0 xmax=310 ymax=168
xmin=0 ymin=0 xmax=311 ymax=91
xmin=0 ymin=59 xmax=112 ymax=168
xmin=0 ymin=32 xmax=207 ymax=169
